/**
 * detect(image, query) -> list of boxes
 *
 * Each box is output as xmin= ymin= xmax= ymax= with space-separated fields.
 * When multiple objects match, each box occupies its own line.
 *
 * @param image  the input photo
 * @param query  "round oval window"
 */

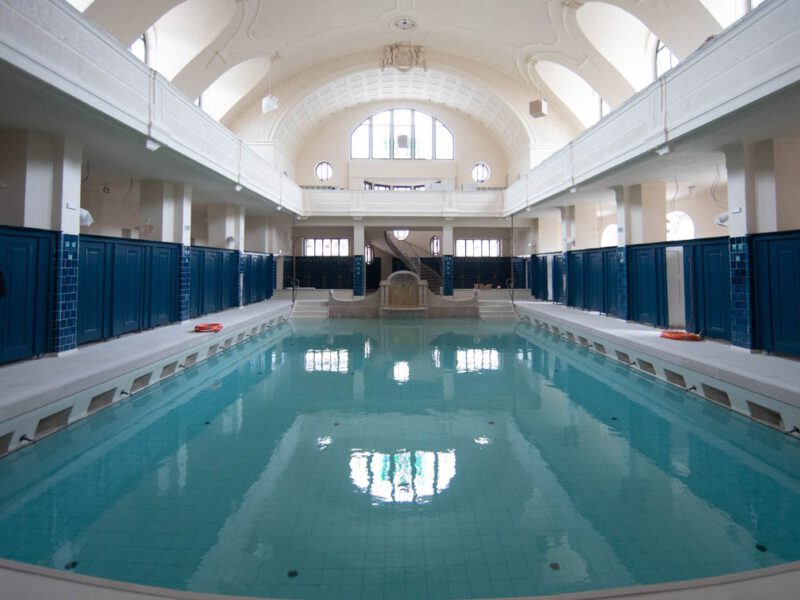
xmin=471 ymin=162 xmax=490 ymax=184
xmin=315 ymin=161 xmax=333 ymax=182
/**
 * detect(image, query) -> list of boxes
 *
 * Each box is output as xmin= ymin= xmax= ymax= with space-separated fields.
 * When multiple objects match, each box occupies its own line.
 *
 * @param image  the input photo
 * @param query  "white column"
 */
xmin=614 ymin=183 xmax=665 ymax=245
xmin=560 ymin=205 xmax=575 ymax=252
xmin=353 ymin=222 xmax=364 ymax=254
xmin=442 ymin=221 xmax=454 ymax=255
xmin=51 ymin=136 xmax=83 ymax=235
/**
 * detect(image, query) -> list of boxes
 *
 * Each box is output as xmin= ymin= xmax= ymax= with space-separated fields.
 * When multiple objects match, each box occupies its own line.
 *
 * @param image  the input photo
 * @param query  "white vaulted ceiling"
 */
xmin=72 ymin=0 xmax=732 ymax=166
xmin=271 ymin=67 xmax=533 ymax=164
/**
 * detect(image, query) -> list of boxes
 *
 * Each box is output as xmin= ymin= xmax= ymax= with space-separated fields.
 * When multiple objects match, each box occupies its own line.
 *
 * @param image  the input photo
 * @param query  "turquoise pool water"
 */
xmin=1 ymin=319 xmax=800 ymax=600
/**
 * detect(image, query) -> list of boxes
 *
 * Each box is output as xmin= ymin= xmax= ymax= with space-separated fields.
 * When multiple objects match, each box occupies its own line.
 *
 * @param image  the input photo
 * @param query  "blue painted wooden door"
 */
xmin=0 ymin=231 xmax=52 ymax=363
xmin=112 ymin=243 xmax=146 ymax=336
xmin=552 ymin=256 xmax=565 ymax=304
xmin=604 ymin=249 xmax=618 ymax=317
xmin=148 ymin=245 xmax=177 ymax=327
xmin=629 ymin=246 xmax=667 ymax=327
xmin=568 ymin=253 xmax=585 ymax=308
xmin=757 ymin=235 xmax=800 ymax=356
xmin=586 ymin=251 xmax=604 ymax=312
xmin=699 ymin=243 xmax=731 ymax=340
xmin=203 ymin=250 xmax=222 ymax=314
xmin=77 ymin=240 xmax=110 ymax=345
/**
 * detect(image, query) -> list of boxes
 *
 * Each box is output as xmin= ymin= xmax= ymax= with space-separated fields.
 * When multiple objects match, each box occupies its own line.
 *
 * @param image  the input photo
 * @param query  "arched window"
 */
xmin=666 ymin=211 xmax=695 ymax=241
xmin=429 ymin=236 xmax=441 ymax=256
xmin=393 ymin=229 xmax=409 ymax=241
xmin=600 ymin=224 xmax=618 ymax=247
xmin=655 ymin=40 xmax=679 ymax=78
xmin=364 ymin=244 xmax=374 ymax=265
xmin=350 ymin=109 xmax=453 ymax=160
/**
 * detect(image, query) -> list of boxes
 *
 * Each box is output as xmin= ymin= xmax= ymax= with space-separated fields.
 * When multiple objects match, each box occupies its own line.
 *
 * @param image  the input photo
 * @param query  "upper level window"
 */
xmin=456 ymin=239 xmax=501 ymax=257
xmin=655 ymin=40 xmax=679 ymax=78
xmin=129 ymin=34 xmax=146 ymax=63
xmin=351 ymin=109 xmax=454 ymax=160
xmin=364 ymin=244 xmax=374 ymax=265
xmin=393 ymin=230 xmax=410 ymax=241
xmin=305 ymin=238 xmax=350 ymax=256
xmin=315 ymin=161 xmax=333 ymax=182
xmin=471 ymin=163 xmax=490 ymax=184
xmin=430 ymin=236 xmax=441 ymax=256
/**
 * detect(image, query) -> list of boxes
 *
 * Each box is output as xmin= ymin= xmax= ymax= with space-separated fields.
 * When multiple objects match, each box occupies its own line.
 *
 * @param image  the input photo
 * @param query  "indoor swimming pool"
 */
xmin=1 ymin=318 xmax=800 ymax=600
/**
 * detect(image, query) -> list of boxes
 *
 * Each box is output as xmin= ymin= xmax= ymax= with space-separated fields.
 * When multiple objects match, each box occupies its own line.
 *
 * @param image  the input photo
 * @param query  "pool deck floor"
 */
xmin=1 ymin=294 xmax=800 ymax=599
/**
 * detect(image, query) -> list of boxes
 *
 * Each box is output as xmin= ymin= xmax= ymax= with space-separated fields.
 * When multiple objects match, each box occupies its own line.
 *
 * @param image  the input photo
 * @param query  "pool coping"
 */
xmin=1 ymin=556 xmax=799 ymax=599
xmin=0 ymin=300 xmax=293 ymax=456
xmin=514 ymin=301 xmax=800 ymax=433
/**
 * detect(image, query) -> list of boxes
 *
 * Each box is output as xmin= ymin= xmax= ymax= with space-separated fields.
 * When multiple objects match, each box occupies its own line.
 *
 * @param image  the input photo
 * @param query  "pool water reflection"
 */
xmin=1 ymin=319 xmax=799 ymax=600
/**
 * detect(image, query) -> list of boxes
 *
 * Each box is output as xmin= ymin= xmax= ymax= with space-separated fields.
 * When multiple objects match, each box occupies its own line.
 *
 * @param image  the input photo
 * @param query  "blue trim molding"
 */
xmin=442 ymin=255 xmax=454 ymax=296
xmin=729 ymin=236 xmax=753 ymax=348
xmin=616 ymin=246 xmax=629 ymax=320
xmin=353 ymin=254 xmax=365 ymax=296
xmin=52 ymin=233 xmax=78 ymax=353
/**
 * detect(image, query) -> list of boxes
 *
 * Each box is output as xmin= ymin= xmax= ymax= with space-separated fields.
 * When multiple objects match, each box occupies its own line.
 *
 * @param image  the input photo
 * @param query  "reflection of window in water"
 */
xmin=456 ymin=348 xmax=499 ymax=373
xmin=431 ymin=347 xmax=441 ymax=369
xmin=393 ymin=361 xmax=410 ymax=383
xmin=304 ymin=349 xmax=349 ymax=373
xmin=350 ymin=450 xmax=456 ymax=503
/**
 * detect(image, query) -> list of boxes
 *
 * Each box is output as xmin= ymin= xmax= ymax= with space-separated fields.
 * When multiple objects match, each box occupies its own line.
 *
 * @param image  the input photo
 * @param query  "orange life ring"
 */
xmin=194 ymin=323 xmax=223 ymax=333
xmin=660 ymin=330 xmax=702 ymax=341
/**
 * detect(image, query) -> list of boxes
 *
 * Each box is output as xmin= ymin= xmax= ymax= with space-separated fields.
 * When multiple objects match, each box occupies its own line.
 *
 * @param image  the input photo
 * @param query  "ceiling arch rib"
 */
xmin=84 ymin=0 xmax=183 ymax=46
xmin=603 ymin=0 xmax=721 ymax=60
xmin=534 ymin=61 xmax=604 ymax=129
xmin=170 ymin=0 xmax=282 ymax=100
xmin=202 ymin=56 xmax=272 ymax=121
xmin=149 ymin=0 xmax=236 ymax=82
xmin=576 ymin=2 xmax=654 ymax=93
xmin=270 ymin=68 xmax=531 ymax=165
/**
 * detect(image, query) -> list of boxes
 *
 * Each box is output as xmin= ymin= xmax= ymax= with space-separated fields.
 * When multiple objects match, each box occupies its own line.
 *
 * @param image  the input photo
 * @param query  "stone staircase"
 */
xmin=478 ymin=299 xmax=517 ymax=319
xmin=291 ymin=299 xmax=329 ymax=320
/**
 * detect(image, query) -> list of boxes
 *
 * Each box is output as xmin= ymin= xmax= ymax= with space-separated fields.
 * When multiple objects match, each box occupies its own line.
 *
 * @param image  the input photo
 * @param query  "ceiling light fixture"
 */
xmin=261 ymin=53 xmax=280 ymax=114
xmin=569 ymin=186 xmax=577 ymax=194
xmin=655 ymin=144 xmax=670 ymax=156
xmin=145 ymin=138 xmax=161 ymax=151
xmin=234 ymin=184 xmax=243 ymax=192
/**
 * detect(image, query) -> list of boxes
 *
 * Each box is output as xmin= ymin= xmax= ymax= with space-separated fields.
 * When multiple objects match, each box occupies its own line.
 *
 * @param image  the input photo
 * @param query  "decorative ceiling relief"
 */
xmin=381 ymin=43 xmax=427 ymax=73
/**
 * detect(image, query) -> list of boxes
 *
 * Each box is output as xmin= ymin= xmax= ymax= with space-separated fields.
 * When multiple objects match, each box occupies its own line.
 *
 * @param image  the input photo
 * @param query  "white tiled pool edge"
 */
xmin=515 ymin=302 xmax=800 ymax=434
xmin=1 ymin=556 xmax=799 ymax=600
xmin=0 ymin=301 xmax=292 ymax=457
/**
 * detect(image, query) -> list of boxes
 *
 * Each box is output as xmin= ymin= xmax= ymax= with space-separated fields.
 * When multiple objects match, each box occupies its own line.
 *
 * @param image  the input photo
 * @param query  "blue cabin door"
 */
xmin=77 ymin=240 xmax=110 ymax=345
xmin=112 ymin=243 xmax=146 ymax=336
xmin=0 ymin=233 xmax=51 ymax=363
xmin=757 ymin=236 xmax=800 ymax=356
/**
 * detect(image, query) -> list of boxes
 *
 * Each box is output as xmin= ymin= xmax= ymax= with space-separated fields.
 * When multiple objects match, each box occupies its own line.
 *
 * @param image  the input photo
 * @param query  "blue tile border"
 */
xmin=616 ymin=246 xmax=628 ymax=320
xmin=442 ymin=255 xmax=454 ymax=296
xmin=353 ymin=255 xmax=365 ymax=295
xmin=178 ymin=245 xmax=191 ymax=321
xmin=52 ymin=232 xmax=79 ymax=353
xmin=729 ymin=236 xmax=753 ymax=349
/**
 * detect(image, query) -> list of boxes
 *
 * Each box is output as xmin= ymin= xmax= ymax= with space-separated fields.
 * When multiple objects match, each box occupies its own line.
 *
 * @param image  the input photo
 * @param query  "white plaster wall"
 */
xmin=537 ymin=211 xmax=562 ymax=253
xmin=0 ymin=131 xmax=30 ymax=228
xmin=670 ymin=182 xmax=730 ymax=240
xmin=25 ymin=133 xmax=55 ymax=231
xmin=773 ymin=137 xmax=800 ymax=231
xmin=190 ymin=204 xmax=209 ymax=246
xmin=80 ymin=181 xmax=141 ymax=238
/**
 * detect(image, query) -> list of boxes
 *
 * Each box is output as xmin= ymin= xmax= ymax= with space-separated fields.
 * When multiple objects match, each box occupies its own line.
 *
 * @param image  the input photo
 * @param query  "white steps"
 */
xmin=291 ymin=300 xmax=329 ymax=320
xmin=479 ymin=300 xmax=517 ymax=319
